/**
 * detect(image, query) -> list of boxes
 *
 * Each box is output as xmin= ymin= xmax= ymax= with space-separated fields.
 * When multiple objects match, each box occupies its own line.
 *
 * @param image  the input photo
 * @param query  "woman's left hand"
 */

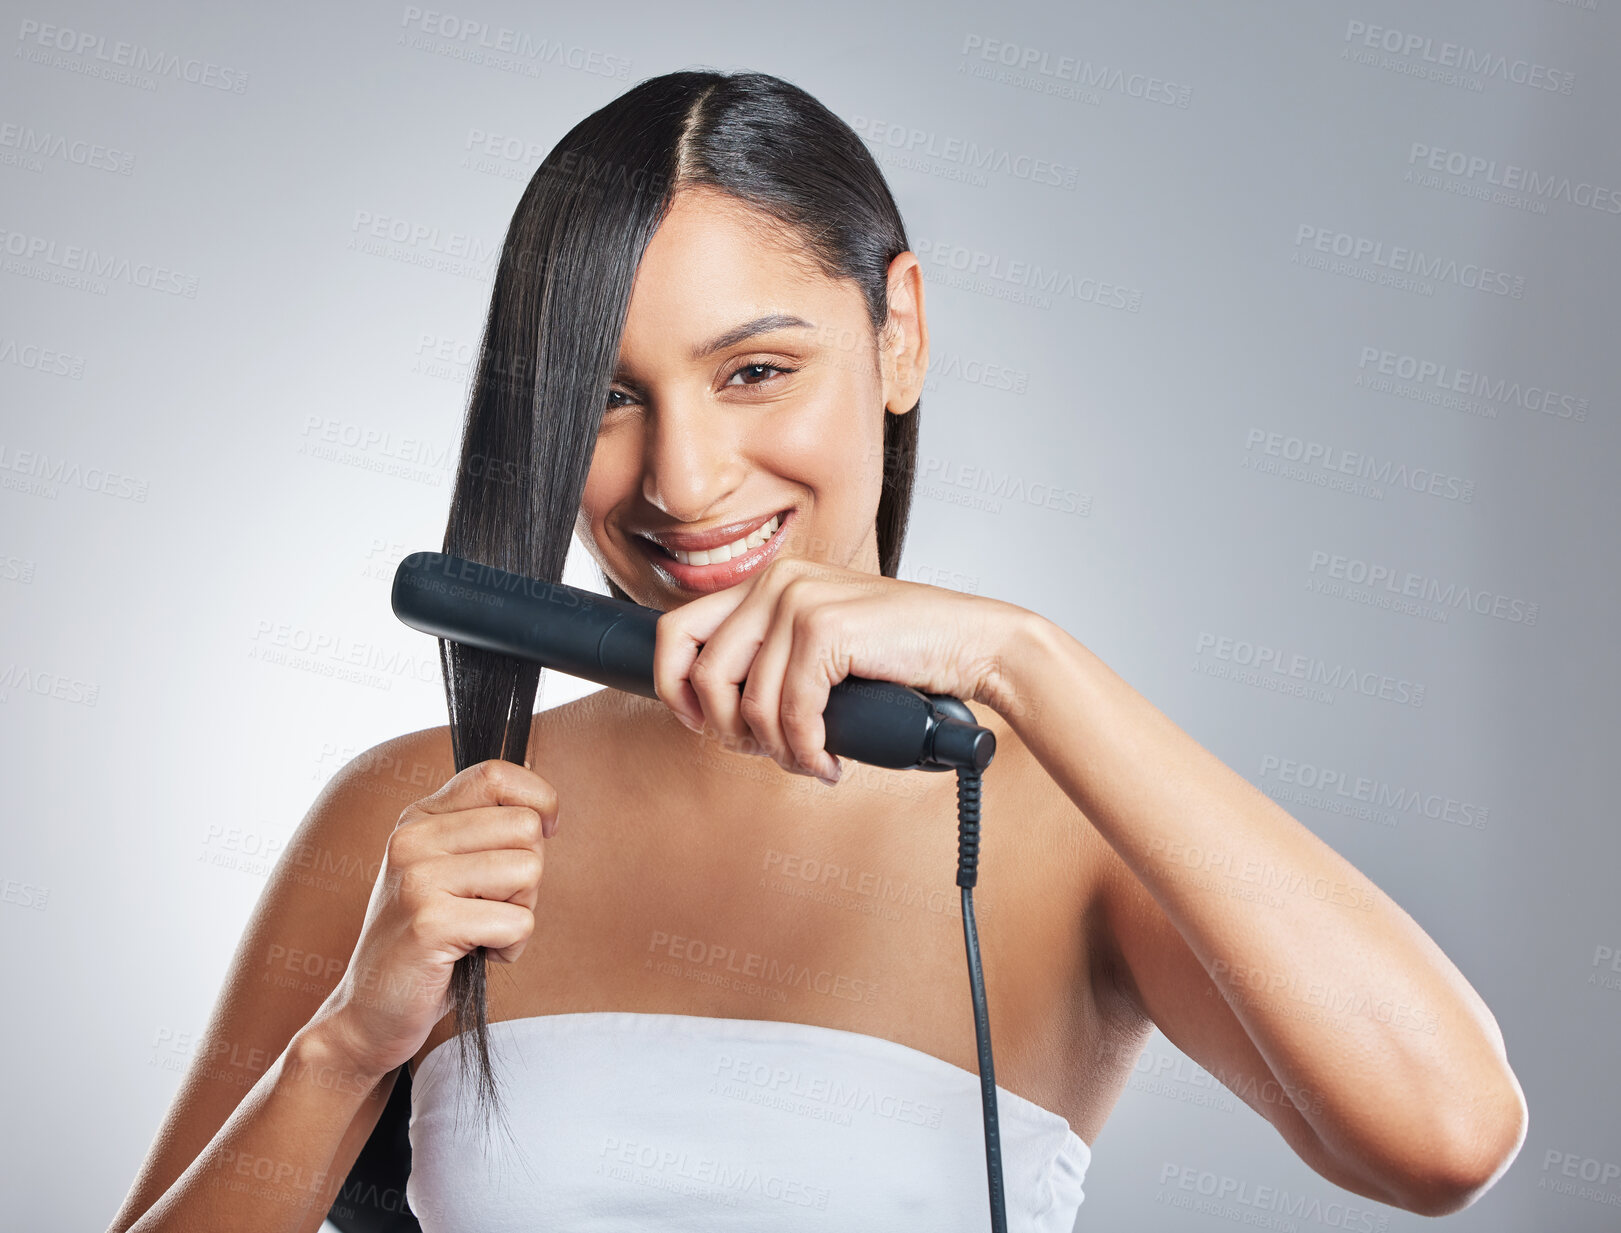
xmin=651 ymin=556 xmax=1031 ymax=784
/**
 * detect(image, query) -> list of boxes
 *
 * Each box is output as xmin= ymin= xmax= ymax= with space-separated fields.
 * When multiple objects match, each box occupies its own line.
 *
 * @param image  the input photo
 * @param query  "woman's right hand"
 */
xmin=307 ymin=757 xmax=559 ymax=1081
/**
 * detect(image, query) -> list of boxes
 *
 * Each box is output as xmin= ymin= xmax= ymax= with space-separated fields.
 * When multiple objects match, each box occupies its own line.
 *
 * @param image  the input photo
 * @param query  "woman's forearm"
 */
xmin=115 ymin=1023 xmax=392 ymax=1233
xmin=982 ymin=609 xmax=1526 ymax=1189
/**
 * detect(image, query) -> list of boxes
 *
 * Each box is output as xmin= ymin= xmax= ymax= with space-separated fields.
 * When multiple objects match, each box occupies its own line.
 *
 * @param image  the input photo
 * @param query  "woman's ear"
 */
xmin=881 ymin=251 xmax=929 ymax=416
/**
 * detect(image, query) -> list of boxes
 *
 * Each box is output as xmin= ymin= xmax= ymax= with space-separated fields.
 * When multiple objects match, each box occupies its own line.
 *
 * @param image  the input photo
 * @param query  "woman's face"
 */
xmin=575 ymin=187 xmax=927 ymax=610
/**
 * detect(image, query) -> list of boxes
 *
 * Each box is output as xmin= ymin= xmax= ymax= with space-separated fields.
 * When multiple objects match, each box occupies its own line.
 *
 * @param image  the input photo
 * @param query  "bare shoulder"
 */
xmin=326 ymin=691 xmax=620 ymax=878
xmin=327 ymin=724 xmax=456 ymax=828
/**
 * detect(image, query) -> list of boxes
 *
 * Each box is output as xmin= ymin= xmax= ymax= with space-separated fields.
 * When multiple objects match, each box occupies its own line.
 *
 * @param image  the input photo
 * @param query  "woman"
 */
xmin=110 ymin=70 xmax=1526 ymax=1233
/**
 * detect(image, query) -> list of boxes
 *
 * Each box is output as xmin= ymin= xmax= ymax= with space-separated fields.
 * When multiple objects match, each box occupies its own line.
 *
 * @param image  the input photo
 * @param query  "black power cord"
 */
xmin=955 ymin=764 xmax=1007 ymax=1233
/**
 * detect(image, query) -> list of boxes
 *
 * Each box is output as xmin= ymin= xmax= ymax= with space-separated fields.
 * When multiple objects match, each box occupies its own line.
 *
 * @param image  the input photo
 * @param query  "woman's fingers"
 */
xmin=656 ymin=560 xmax=847 ymax=780
xmin=412 ymin=757 xmax=558 ymax=835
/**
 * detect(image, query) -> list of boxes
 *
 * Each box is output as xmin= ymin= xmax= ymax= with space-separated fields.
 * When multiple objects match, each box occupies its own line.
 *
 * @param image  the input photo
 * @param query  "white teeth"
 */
xmin=670 ymin=514 xmax=780 ymax=567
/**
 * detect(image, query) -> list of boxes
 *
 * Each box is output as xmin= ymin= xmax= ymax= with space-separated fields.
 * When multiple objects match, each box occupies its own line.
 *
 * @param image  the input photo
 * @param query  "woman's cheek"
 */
xmin=766 ymin=384 xmax=865 ymax=464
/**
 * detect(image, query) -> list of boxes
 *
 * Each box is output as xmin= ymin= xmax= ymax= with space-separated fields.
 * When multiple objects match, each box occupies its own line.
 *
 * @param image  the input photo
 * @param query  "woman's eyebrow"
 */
xmin=688 ymin=312 xmax=815 ymax=362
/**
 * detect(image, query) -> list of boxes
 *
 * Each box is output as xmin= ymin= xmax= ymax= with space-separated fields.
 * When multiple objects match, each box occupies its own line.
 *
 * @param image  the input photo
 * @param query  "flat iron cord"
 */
xmin=956 ymin=764 xmax=1006 ymax=1233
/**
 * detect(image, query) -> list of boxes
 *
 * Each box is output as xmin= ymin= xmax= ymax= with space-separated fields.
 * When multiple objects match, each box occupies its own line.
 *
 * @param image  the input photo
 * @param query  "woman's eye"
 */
xmin=726 ymin=362 xmax=795 ymax=388
xmin=606 ymin=363 xmax=796 ymax=409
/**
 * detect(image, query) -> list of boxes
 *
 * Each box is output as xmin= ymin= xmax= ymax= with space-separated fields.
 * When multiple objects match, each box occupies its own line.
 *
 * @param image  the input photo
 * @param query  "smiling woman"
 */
xmin=367 ymin=67 xmax=947 ymax=1228
xmin=107 ymin=65 xmax=1526 ymax=1233
xmin=431 ymin=70 xmax=929 ymax=1132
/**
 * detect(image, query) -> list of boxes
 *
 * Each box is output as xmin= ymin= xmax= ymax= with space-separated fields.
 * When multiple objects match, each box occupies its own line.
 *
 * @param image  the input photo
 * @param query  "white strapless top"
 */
xmin=406 ymin=1011 xmax=1090 ymax=1231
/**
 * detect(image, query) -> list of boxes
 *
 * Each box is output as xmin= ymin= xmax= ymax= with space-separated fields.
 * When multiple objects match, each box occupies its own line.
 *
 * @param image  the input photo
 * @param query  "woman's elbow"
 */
xmin=1392 ymin=1070 xmax=1529 ymax=1217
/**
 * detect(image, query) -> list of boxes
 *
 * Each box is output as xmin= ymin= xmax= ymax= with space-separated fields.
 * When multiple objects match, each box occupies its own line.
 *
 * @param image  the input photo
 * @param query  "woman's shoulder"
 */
xmin=312 ymin=693 xmax=603 ymax=834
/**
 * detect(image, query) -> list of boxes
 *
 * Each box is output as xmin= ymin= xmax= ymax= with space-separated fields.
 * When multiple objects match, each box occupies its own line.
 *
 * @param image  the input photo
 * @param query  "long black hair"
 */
xmin=436 ymin=67 xmax=922 ymax=1134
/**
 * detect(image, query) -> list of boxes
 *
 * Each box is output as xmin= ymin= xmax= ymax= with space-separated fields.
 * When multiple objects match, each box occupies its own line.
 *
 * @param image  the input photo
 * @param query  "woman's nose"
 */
xmin=638 ymin=399 xmax=747 ymax=521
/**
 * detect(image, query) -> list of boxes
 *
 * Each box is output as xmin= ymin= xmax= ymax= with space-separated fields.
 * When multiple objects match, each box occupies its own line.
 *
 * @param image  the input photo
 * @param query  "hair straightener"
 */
xmin=390 ymin=549 xmax=1011 ymax=1232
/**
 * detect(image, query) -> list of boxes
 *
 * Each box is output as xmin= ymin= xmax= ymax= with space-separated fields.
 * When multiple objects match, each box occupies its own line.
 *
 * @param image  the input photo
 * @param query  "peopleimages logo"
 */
xmin=1158 ymin=1162 xmax=1392 ymax=1231
xmin=1243 ymin=427 xmax=1475 ymax=504
xmin=1258 ymin=754 xmax=1490 ymax=830
xmin=1293 ymin=225 xmax=1525 ymax=298
xmin=1194 ymin=631 xmax=1426 ymax=708
xmin=1356 ymin=346 xmax=1588 ymax=421
xmin=0 ymin=123 xmax=136 ymax=175
xmin=14 ymin=17 xmax=250 ymax=93
xmin=1407 ymin=143 xmax=1621 ymax=215
xmin=1307 ymin=549 xmax=1539 ymax=626
xmin=0 ymin=338 xmax=87 ymax=379
xmin=1341 ymin=20 xmax=1576 ymax=94
xmin=349 ymin=209 xmax=499 ymax=264
xmin=0 ymin=226 xmax=200 ymax=297
xmin=397 ymin=6 xmax=631 ymax=80
xmin=850 ymin=116 xmax=1082 ymax=191
xmin=913 ymin=235 xmax=1144 ymax=313
xmin=959 ymin=34 xmax=1193 ymax=107
xmin=1538 ymin=1148 xmax=1621 ymax=1204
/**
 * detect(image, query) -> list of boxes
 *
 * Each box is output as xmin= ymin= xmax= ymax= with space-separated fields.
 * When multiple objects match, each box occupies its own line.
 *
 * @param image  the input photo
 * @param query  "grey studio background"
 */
xmin=1 ymin=0 xmax=1616 ymax=1230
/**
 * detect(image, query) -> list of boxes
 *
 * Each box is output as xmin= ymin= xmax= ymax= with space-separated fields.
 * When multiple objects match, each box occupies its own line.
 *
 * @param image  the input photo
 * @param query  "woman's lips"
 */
xmin=635 ymin=508 xmax=795 ymax=594
xmin=639 ymin=507 xmax=780 ymax=553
